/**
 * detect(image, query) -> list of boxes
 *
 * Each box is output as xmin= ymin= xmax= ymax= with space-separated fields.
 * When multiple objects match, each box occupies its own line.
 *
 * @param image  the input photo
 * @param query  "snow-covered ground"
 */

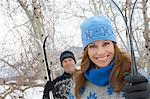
xmin=0 ymin=85 xmax=44 ymax=99
xmin=24 ymin=87 xmax=43 ymax=99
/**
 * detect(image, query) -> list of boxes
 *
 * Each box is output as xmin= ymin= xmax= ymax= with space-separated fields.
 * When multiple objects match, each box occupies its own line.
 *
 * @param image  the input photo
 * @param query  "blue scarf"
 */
xmin=84 ymin=61 xmax=114 ymax=86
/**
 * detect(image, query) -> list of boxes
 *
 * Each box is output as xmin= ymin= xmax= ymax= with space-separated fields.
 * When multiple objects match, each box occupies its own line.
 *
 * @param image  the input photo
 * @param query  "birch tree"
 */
xmin=142 ymin=0 xmax=150 ymax=73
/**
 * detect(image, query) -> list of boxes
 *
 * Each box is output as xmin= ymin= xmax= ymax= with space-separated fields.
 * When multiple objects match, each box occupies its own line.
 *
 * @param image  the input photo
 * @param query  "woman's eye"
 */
xmin=89 ymin=44 xmax=96 ymax=48
xmin=103 ymin=42 xmax=110 ymax=46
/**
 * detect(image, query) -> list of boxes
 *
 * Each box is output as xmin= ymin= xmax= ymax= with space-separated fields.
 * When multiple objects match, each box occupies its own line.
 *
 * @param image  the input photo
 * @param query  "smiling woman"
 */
xmin=87 ymin=40 xmax=115 ymax=68
xmin=69 ymin=16 xmax=150 ymax=99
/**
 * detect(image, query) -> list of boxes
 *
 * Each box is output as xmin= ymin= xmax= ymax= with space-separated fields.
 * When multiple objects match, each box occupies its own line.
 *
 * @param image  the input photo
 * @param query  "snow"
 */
xmin=24 ymin=87 xmax=44 ymax=99
xmin=0 ymin=85 xmax=44 ymax=99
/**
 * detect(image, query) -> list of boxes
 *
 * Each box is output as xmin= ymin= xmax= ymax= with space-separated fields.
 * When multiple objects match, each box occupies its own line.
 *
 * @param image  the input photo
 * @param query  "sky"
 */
xmin=0 ymin=11 xmax=7 ymax=43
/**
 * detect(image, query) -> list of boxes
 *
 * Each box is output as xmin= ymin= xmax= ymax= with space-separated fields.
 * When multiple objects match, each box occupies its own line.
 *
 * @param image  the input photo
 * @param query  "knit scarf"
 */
xmin=84 ymin=61 xmax=114 ymax=86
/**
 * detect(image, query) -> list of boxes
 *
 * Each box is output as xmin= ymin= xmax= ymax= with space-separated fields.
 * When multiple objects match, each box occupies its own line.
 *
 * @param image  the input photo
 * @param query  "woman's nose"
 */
xmin=96 ymin=47 xmax=106 ymax=55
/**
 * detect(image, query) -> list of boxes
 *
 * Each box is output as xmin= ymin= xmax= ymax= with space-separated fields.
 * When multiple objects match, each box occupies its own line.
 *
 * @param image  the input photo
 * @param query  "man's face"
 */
xmin=62 ymin=58 xmax=76 ymax=74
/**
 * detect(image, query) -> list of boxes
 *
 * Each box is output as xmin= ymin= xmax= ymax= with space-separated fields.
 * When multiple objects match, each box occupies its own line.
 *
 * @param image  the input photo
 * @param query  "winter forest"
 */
xmin=0 ymin=0 xmax=150 ymax=98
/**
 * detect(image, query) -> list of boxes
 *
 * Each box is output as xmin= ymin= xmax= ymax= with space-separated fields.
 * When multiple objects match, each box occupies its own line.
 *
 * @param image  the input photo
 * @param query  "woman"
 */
xmin=71 ymin=16 xmax=150 ymax=99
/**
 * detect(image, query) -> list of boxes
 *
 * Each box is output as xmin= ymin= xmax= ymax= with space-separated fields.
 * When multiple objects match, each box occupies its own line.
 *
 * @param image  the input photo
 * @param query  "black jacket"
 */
xmin=43 ymin=72 xmax=72 ymax=99
xmin=53 ymin=72 xmax=72 ymax=99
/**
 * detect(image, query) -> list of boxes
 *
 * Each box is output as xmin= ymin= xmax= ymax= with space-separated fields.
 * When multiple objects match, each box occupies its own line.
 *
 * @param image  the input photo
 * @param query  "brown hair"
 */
xmin=73 ymin=44 xmax=131 ymax=99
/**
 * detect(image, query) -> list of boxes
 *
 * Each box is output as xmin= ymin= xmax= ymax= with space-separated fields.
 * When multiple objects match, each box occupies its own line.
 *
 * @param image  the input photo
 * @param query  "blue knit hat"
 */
xmin=80 ymin=16 xmax=116 ymax=49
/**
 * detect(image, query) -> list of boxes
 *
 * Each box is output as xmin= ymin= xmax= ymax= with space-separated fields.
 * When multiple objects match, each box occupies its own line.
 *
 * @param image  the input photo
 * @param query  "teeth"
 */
xmin=96 ymin=56 xmax=107 ymax=61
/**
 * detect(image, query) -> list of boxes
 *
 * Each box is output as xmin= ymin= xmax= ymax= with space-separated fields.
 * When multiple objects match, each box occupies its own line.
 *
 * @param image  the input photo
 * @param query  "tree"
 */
xmin=142 ymin=0 xmax=150 ymax=73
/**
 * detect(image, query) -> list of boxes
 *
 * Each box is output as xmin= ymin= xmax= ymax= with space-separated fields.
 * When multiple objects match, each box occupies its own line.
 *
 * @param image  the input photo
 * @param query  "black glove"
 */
xmin=43 ymin=81 xmax=53 ymax=99
xmin=122 ymin=73 xmax=149 ymax=99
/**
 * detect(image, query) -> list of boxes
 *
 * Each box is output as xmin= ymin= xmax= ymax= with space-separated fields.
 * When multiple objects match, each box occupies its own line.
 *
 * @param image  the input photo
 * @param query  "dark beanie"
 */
xmin=60 ymin=51 xmax=76 ymax=67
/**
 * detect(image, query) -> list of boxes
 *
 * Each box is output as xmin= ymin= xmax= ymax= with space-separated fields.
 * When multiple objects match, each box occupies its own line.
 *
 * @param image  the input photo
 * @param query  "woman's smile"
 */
xmin=88 ymin=40 xmax=115 ymax=68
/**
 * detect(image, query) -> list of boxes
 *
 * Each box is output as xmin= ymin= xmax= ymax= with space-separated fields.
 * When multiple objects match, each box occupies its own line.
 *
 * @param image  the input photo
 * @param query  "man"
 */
xmin=43 ymin=50 xmax=76 ymax=99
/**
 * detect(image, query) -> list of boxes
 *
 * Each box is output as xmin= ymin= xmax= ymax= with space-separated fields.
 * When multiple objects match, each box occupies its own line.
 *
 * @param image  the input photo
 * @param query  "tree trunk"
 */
xmin=142 ymin=0 xmax=150 ymax=73
xmin=17 ymin=0 xmax=52 ymax=79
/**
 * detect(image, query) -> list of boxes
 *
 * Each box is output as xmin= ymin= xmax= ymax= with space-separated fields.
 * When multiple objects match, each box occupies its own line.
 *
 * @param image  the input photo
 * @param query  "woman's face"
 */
xmin=87 ymin=40 xmax=115 ymax=68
